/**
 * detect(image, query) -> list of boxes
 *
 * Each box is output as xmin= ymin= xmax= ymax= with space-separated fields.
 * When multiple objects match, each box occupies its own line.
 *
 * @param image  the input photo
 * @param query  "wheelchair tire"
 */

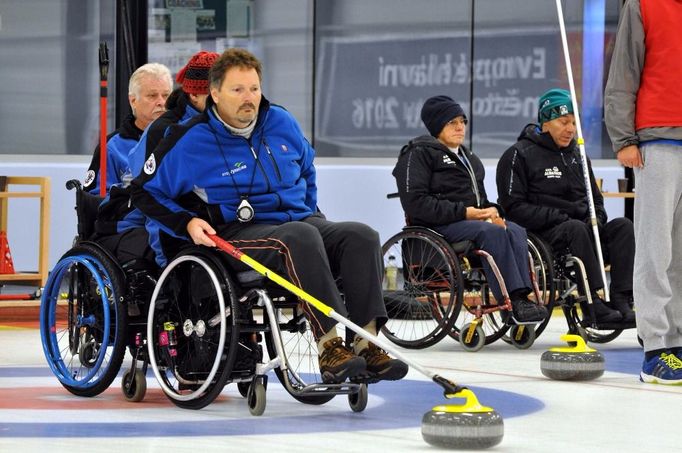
xmin=568 ymin=304 xmax=623 ymax=344
xmin=525 ymin=232 xmax=556 ymax=338
xmin=40 ymin=244 xmax=127 ymax=397
xmin=380 ymin=229 xmax=464 ymax=349
xmin=264 ymin=304 xmax=335 ymax=405
xmin=147 ymin=249 xmax=239 ymax=410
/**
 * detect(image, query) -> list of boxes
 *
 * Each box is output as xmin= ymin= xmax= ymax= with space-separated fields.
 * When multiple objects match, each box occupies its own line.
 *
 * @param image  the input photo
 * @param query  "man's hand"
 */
xmin=187 ymin=217 xmax=217 ymax=247
xmin=465 ymin=206 xmax=505 ymax=227
xmin=617 ymin=145 xmax=643 ymax=168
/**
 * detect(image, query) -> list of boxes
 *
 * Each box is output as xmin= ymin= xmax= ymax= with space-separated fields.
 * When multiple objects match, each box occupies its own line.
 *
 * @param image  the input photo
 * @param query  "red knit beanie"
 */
xmin=176 ymin=51 xmax=219 ymax=95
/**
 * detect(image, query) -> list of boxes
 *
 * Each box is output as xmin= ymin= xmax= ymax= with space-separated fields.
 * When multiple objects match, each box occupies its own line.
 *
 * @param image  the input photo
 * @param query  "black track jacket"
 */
xmin=495 ymin=124 xmax=607 ymax=233
xmin=392 ymin=134 xmax=501 ymax=227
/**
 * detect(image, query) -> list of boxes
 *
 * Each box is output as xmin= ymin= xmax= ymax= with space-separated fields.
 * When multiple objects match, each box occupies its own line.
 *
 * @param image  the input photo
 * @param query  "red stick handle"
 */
xmin=208 ymin=234 xmax=243 ymax=260
xmin=99 ymin=80 xmax=107 ymax=198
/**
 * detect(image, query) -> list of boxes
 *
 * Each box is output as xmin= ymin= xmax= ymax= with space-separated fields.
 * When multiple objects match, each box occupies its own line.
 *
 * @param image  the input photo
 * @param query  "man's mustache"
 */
xmin=239 ymin=103 xmax=256 ymax=111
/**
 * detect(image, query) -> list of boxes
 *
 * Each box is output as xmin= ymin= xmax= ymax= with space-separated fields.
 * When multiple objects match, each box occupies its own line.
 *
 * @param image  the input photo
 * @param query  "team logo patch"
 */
xmin=144 ymin=154 xmax=157 ymax=175
xmin=84 ymin=170 xmax=95 ymax=187
xmin=559 ymin=105 xmax=569 ymax=115
xmin=544 ymin=166 xmax=562 ymax=179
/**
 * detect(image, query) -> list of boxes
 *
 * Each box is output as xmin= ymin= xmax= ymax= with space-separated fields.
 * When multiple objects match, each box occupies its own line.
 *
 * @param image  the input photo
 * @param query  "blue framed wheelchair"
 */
xmin=39 ymin=180 xmax=133 ymax=398
xmin=41 ymin=180 xmax=369 ymax=414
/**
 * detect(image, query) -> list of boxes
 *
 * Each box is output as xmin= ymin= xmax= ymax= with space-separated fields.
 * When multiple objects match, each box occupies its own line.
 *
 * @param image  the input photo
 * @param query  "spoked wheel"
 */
xmin=524 ymin=233 xmax=556 ymax=338
xmin=380 ymin=229 xmax=464 ymax=349
xmin=264 ymin=303 xmax=335 ymax=405
xmin=147 ymin=250 xmax=240 ymax=410
xmin=499 ymin=233 xmax=556 ymax=346
xmin=567 ymin=304 xmax=623 ymax=344
xmin=40 ymin=244 xmax=127 ymax=397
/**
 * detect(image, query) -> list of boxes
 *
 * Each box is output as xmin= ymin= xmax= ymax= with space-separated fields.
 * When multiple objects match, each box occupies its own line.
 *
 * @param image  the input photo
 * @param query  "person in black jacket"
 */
xmin=393 ymin=95 xmax=548 ymax=324
xmin=496 ymin=88 xmax=635 ymax=324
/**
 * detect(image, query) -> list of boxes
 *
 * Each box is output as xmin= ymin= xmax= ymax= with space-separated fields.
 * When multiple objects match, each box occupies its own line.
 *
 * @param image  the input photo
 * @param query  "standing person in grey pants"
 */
xmin=605 ymin=0 xmax=682 ymax=385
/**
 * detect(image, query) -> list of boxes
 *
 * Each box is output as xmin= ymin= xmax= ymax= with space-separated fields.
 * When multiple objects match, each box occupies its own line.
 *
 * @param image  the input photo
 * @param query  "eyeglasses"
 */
xmin=445 ymin=117 xmax=468 ymax=127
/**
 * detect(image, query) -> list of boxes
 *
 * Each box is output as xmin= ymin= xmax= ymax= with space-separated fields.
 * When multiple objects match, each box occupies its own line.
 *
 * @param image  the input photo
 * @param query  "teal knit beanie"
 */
xmin=537 ymin=88 xmax=574 ymax=125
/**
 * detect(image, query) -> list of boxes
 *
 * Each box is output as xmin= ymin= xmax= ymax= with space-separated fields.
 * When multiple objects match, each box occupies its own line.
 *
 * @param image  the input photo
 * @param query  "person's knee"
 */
xmin=278 ymin=221 xmax=325 ymax=250
xmin=341 ymin=222 xmax=381 ymax=250
xmin=563 ymin=218 xmax=590 ymax=234
xmin=607 ymin=217 xmax=634 ymax=237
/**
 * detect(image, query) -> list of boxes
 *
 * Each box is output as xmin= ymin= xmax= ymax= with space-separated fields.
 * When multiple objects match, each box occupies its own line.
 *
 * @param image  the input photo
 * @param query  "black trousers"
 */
xmin=97 ymin=227 xmax=157 ymax=266
xmin=217 ymin=214 xmax=387 ymax=339
xmin=540 ymin=217 xmax=634 ymax=294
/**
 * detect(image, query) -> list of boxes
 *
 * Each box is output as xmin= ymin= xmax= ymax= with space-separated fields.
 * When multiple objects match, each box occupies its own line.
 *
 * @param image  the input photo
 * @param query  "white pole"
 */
xmin=554 ymin=0 xmax=610 ymax=302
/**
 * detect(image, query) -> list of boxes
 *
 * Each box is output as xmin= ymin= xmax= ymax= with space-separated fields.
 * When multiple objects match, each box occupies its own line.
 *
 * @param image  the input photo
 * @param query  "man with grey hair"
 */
xmin=84 ymin=62 xmax=172 ymax=194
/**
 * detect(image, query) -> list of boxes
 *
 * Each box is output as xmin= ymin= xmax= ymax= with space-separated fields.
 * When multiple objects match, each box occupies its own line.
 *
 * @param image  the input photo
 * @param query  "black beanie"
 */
xmin=421 ymin=95 xmax=467 ymax=137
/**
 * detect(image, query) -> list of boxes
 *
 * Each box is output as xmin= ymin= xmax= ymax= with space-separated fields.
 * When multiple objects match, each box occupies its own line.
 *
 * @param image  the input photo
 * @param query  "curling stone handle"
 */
xmin=433 ymin=375 xmax=466 ymax=397
xmin=432 ymin=388 xmax=495 ymax=413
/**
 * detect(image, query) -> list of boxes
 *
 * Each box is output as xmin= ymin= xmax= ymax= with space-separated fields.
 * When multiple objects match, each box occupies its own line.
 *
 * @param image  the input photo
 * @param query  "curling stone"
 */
xmin=540 ymin=334 xmax=604 ymax=381
xmin=421 ymin=388 xmax=503 ymax=449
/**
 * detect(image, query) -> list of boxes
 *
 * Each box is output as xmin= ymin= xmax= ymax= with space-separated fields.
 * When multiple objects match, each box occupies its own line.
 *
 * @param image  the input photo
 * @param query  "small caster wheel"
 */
xmin=78 ymin=337 xmax=98 ymax=368
xmin=459 ymin=323 xmax=485 ymax=352
xmin=237 ymin=381 xmax=250 ymax=398
xmin=248 ymin=381 xmax=266 ymax=416
xmin=348 ymin=383 xmax=368 ymax=412
xmin=509 ymin=325 xmax=536 ymax=350
xmin=122 ymin=368 xmax=147 ymax=402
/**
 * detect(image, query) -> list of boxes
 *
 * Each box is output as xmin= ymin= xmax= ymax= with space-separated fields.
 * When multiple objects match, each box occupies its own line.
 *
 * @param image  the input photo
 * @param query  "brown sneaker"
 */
xmin=356 ymin=343 xmax=408 ymax=383
xmin=319 ymin=337 xmax=366 ymax=384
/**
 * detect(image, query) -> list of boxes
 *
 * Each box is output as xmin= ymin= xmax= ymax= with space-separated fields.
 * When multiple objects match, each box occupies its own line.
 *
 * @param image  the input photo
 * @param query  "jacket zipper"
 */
xmin=263 ymin=139 xmax=283 ymax=181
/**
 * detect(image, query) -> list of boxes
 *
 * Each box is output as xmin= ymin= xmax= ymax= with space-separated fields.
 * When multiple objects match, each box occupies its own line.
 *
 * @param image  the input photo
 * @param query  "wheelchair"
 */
xmin=146 ymin=246 xmax=369 ymax=414
xmin=527 ymin=232 xmax=636 ymax=344
xmin=40 ymin=180 xmax=156 ymax=401
xmin=41 ymin=180 xmax=368 ymax=414
xmin=380 ymin=224 xmax=554 ymax=352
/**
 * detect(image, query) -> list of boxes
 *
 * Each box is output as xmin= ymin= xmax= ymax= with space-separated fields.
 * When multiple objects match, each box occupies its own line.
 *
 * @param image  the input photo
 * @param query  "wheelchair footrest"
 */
xmin=581 ymin=319 xmax=636 ymax=330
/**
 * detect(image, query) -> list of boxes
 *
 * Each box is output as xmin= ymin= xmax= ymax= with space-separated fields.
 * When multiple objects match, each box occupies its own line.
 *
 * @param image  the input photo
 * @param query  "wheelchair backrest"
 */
xmin=66 ymin=179 xmax=103 ymax=241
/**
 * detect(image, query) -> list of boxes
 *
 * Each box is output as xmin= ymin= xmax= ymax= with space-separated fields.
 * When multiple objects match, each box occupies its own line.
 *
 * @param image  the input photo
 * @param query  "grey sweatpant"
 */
xmin=633 ymin=143 xmax=682 ymax=352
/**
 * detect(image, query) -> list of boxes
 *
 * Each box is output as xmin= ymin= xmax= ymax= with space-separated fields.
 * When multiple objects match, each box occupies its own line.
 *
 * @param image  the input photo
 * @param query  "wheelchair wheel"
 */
xmin=450 ymin=284 xmax=509 ymax=346
xmin=508 ymin=324 xmax=536 ymax=349
xmin=525 ymin=233 xmax=556 ymax=338
xmin=147 ymin=250 xmax=239 ymax=409
xmin=567 ymin=304 xmax=623 ymax=343
xmin=459 ymin=322 xmax=486 ymax=352
xmin=264 ymin=303 xmax=335 ymax=405
xmin=380 ymin=229 xmax=464 ymax=349
xmin=40 ymin=244 xmax=127 ymax=397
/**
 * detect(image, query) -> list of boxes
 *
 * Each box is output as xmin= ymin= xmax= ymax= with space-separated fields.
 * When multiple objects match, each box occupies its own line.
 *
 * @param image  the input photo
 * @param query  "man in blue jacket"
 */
xmin=130 ymin=48 xmax=408 ymax=385
xmin=84 ymin=63 xmax=172 ymax=194
xmin=95 ymin=52 xmax=219 ymax=265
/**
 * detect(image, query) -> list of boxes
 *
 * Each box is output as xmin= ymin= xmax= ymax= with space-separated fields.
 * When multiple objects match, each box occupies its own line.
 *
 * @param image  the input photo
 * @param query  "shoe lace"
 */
xmin=662 ymin=353 xmax=682 ymax=370
xmin=361 ymin=344 xmax=390 ymax=366
xmin=321 ymin=339 xmax=353 ymax=366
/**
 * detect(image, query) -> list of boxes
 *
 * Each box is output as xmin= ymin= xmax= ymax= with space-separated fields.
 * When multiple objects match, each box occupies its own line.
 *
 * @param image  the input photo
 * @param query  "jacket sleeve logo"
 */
xmin=144 ymin=154 xmax=157 ymax=175
xmin=84 ymin=170 xmax=95 ymax=187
